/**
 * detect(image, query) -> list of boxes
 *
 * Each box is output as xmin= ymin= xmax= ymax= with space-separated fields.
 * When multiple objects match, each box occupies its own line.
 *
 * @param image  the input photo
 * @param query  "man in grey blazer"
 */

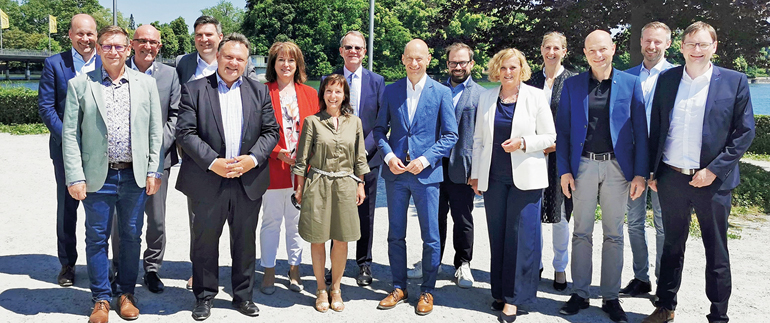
xmin=62 ymin=25 xmax=162 ymax=323
xmin=110 ymin=24 xmax=180 ymax=294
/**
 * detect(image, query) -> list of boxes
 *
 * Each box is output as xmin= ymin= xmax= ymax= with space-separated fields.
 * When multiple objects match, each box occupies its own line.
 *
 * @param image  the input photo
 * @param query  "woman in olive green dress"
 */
xmin=292 ymin=74 xmax=369 ymax=313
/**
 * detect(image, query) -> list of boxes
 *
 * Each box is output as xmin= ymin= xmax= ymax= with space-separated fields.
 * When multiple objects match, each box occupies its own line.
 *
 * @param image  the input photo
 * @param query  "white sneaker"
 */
xmin=455 ymin=262 xmax=474 ymax=288
xmin=407 ymin=262 xmax=423 ymax=279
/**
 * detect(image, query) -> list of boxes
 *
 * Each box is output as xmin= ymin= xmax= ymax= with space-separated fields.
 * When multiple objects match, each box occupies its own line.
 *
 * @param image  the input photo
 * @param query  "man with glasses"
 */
xmin=38 ymin=13 xmax=102 ymax=287
xmin=110 ymin=24 xmax=180 ymax=294
xmin=62 ymin=25 xmax=163 ymax=323
xmin=643 ymin=21 xmax=755 ymax=323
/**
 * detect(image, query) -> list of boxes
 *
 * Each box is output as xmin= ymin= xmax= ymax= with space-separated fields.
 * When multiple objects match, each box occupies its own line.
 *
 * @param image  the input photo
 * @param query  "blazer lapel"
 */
xmin=487 ymin=86 xmax=501 ymax=138
xmin=577 ymin=73 xmax=589 ymax=123
xmin=89 ymin=69 xmax=108 ymax=120
xmin=411 ymin=80 xmax=433 ymax=128
xmin=395 ymin=79 xmax=409 ymax=129
xmin=61 ymin=51 xmax=76 ymax=81
xmin=206 ymin=75 xmax=226 ymax=140
xmin=127 ymin=69 xmax=139 ymax=127
xmin=455 ymin=79 xmax=475 ymax=120
xmin=701 ymin=66 xmax=722 ymax=163
xmin=240 ymin=79 xmax=253 ymax=141
xmin=608 ymin=69 xmax=619 ymax=147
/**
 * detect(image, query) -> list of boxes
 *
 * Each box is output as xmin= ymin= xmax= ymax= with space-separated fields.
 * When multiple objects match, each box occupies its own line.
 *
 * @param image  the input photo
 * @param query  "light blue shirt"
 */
xmin=446 ymin=76 xmax=471 ymax=107
xmin=637 ymin=59 xmax=675 ymax=133
xmin=71 ymin=48 xmax=97 ymax=76
xmin=130 ymin=57 xmax=153 ymax=76
xmin=194 ymin=54 xmax=218 ymax=80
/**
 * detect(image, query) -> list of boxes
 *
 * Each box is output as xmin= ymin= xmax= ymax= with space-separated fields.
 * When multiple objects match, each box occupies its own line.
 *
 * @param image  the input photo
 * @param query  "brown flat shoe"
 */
xmin=116 ymin=294 xmax=139 ymax=320
xmin=642 ymin=307 xmax=675 ymax=323
xmin=89 ymin=300 xmax=110 ymax=323
xmin=416 ymin=292 xmax=433 ymax=316
xmin=378 ymin=288 xmax=408 ymax=310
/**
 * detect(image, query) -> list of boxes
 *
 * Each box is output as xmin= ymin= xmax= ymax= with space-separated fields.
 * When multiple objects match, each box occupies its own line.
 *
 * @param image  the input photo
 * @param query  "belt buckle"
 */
xmin=404 ymin=152 xmax=411 ymax=163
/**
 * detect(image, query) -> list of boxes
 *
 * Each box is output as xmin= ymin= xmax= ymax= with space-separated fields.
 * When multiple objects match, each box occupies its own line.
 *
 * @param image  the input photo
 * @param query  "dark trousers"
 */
xmin=52 ymin=153 xmax=80 ymax=267
xmin=190 ymin=179 xmax=261 ymax=304
xmin=355 ymin=166 xmax=379 ymax=266
xmin=655 ymin=164 xmax=732 ymax=322
xmin=438 ymin=159 xmax=474 ymax=268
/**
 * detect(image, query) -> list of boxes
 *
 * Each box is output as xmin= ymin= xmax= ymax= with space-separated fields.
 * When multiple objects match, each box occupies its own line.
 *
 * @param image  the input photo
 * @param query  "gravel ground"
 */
xmin=0 ymin=132 xmax=768 ymax=322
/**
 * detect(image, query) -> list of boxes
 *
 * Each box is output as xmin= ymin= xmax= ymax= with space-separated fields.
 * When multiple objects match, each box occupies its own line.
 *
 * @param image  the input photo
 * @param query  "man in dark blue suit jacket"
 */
xmin=643 ymin=22 xmax=755 ymax=323
xmin=325 ymin=30 xmax=385 ymax=286
xmin=555 ymin=30 xmax=648 ymax=322
xmin=373 ymin=39 xmax=458 ymax=315
xmin=37 ymin=13 xmax=101 ymax=287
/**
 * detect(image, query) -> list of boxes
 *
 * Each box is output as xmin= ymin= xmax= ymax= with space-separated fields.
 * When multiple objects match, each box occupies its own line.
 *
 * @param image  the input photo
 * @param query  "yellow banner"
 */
xmin=49 ymin=15 xmax=57 ymax=33
xmin=1 ymin=9 xmax=9 ymax=30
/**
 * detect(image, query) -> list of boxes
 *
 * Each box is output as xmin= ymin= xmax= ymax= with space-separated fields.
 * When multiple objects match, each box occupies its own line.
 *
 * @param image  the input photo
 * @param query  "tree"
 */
xmin=202 ymin=0 xmax=245 ymax=35
xmin=169 ymin=17 xmax=191 ymax=55
xmin=128 ymin=14 xmax=135 ymax=30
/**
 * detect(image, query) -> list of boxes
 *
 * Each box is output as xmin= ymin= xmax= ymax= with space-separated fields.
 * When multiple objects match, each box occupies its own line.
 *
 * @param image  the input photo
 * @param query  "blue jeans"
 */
xmin=626 ymin=186 xmax=663 ymax=282
xmin=82 ymin=168 xmax=147 ymax=301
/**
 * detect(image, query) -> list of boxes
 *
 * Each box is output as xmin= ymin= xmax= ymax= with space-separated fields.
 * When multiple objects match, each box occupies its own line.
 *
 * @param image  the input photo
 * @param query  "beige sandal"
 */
xmin=315 ymin=289 xmax=330 ymax=313
xmin=329 ymin=289 xmax=344 ymax=312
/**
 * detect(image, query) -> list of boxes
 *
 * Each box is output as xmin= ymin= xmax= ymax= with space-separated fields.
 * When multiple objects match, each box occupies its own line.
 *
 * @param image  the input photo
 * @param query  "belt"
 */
xmin=582 ymin=151 xmax=615 ymax=161
xmin=309 ymin=166 xmax=363 ymax=183
xmin=404 ymin=152 xmax=411 ymax=163
xmin=109 ymin=162 xmax=132 ymax=170
xmin=667 ymin=164 xmax=698 ymax=175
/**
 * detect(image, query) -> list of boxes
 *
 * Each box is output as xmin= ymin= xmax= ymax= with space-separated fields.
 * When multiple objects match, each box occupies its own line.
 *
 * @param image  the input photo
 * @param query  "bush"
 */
xmin=749 ymin=115 xmax=770 ymax=155
xmin=0 ymin=86 xmax=39 ymax=125
xmin=733 ymin=162 xmax=770 ymax=214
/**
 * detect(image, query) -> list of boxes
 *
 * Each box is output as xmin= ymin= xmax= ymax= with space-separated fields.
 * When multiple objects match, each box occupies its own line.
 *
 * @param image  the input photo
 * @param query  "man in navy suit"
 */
xmin=643 ymin=21 xmax=755 ymax=323
xmin=327 ymin=30 xmax=385 ymax=286
xmin=37 ymin=13 xmax=102 ymax=287
xmin=374 ymin=39 xmax=458 ymax=315
xmin=620 ymin=21 xmax=676 ymax=297
xmin=556 ymin=30 xmax=648 ymax=323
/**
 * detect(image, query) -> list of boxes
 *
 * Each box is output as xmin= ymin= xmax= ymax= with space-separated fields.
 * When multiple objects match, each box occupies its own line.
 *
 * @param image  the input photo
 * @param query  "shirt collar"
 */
xmin=446 ymin=75 xmax=472 ymax=90
xmin=641 ymin=59 xmax=669 ymax=74
xmin=682 ymin=63 xmax=713 ymax=83
xmin=407 ymin=74 xmax=428 ymax=92
xmin=197 ymin=53 xmax=216 ymax=68
xmin=72 ymin=47 xmax=96 ymax=64
xmin=216 ymin=72 xmax=243 ymax=90
xmin=131 ymin=57 xmax=154 ymax=76
xmin=542 ymin=65 xmax=565 ymax=79
xmin=589 ymin=68 xmax=614 ymax=82
xmin=343 ymin=65 xmax=363 ymax=79
xmin=101 ymin=66 xmax=128 ymax=84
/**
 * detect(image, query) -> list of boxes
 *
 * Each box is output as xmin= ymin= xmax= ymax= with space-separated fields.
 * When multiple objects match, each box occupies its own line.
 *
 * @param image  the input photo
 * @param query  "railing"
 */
xmin=0 ymin=49 xmax=52 ymax=57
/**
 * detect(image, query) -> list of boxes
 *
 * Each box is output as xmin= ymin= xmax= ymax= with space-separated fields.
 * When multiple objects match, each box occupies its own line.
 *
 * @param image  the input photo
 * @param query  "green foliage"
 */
xmin=169 ymin=17 xmax=191 ymax=56
xmin=201 ymin=0 xmax=245 ymax=35
xmin=733 ymin=162 xmax=770 ymax=214
xmin=0 ymin=123 xmax=49 ymax=135
xmin=749 ymin=115 xmax=770 ymax=155
xmin=0 ymin=86 xmax=40 ymax=125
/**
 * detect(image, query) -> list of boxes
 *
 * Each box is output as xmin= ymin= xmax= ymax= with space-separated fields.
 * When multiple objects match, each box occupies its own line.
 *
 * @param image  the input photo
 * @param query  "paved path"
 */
xmin=0 ymin=133 xmax=768 ymax=322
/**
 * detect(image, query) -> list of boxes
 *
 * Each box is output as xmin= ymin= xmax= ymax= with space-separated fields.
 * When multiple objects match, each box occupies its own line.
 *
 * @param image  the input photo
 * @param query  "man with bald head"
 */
xmin=373 ymin=39 xmax=458 ymax=315
xmin=38 ymin=13 xmax=102 ymax=287
xmin=555 ymin=30 xmax=648 ymax=322
xmin=110 ymin=24 xmax=180 ymax=293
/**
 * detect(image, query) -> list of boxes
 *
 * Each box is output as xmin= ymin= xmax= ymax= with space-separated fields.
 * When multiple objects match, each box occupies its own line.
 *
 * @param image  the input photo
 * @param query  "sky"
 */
xmin=97 ymin=0 xmax=247 ymax=33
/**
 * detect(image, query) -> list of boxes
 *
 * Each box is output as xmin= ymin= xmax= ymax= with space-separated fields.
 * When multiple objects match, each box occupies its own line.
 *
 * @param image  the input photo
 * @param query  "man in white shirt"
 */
xmin=621 ymin=21 xmax=676 ymax=297
xmin=644 ymin=21 xmax=755 ymax=323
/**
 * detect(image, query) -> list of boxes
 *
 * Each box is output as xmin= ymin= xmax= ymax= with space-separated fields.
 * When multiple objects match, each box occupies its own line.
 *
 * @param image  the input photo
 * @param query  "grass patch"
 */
xmin=744 ymin=152 xmax=770 ymax=161
xmin=0 ymin=123 xmax=49 ymax=135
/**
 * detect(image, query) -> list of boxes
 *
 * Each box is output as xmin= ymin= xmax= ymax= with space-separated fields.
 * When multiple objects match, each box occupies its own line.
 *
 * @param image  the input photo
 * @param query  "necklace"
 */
xmin=499 ymin=85 xmax=520 ymax=104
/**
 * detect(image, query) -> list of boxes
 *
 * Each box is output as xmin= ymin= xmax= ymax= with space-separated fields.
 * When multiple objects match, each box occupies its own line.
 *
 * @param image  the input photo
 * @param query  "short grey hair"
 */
xmin=217 ymin=33 xmax=250 ymax=52
xmin=339 ymin=30 xmax=366 ymax=47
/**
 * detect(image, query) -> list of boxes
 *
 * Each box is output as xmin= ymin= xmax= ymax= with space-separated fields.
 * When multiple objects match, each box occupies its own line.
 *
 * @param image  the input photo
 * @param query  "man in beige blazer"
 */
xmin=62 ymin=25 xmax=162 ymax=323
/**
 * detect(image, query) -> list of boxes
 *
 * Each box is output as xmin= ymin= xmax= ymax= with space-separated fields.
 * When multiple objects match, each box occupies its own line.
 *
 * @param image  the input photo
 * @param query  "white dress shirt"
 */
xmin=383 ymin=74 xmax=430 ymax=168
xmin=542 ymin=65 xmax=565 ymax=105
xmin=343 ymin=65 xmax=363 ymax=116
xmin=662 ymin=64 xmax=713 ymax=169
xmin=207 ymin=73 xmax=258 ymax=169
xmin=194 ymin=54 xmax=218 ymax=80
xmin=639 ymin=59 xmax=672 ymax=133
xmin=72 ymin=48 xmax=97 ymax=76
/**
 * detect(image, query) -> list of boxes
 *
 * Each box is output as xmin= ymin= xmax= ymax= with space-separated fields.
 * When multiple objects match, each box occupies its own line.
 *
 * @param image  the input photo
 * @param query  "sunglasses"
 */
xmin=343 ymin=45 xmax=365 ymax=52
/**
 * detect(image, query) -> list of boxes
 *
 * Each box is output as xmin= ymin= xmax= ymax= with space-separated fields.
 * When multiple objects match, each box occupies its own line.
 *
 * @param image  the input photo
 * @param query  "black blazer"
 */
xmin=175 ymin=73 xmax=280 ymax=201
xmin=649 ymin=65 xmax=755 ymax=191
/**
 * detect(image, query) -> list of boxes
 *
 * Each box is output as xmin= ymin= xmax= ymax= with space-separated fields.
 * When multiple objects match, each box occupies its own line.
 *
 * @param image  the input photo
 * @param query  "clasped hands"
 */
xmin=211 ymin=155 xmax=256 ymax=178
xmin=388 ymin=157 xmax=425 ymax=175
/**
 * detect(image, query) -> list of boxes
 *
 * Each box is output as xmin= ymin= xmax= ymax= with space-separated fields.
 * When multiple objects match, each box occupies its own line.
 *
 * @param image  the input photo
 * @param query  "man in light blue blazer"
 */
xmin=37 ymin=13 xmax=101 ymax=286
xmin=620 ymin=21 xmax=676 ymax=298
xmin=555 ymin=30 xmax=648 ymax=323
xmin=373 ymin=39 xmax=458 ymax=315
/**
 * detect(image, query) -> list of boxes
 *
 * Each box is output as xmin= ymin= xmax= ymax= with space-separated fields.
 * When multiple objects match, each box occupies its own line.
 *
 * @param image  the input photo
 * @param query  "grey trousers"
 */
xmin=570 ymin=157 xmax=629 ymax=300
xmin=112 ymin=168 xmax=170 ymax=273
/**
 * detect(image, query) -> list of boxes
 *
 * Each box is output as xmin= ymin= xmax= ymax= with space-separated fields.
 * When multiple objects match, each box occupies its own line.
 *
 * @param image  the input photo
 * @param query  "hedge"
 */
xmin=0 ymin=86 xmax=39 ymax=125
xmin=749 ymin=115 xmax=770 ymax=155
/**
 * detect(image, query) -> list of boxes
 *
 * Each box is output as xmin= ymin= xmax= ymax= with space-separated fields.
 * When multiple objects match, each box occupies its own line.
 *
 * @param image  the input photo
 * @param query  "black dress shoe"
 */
xmin=233 ymin=301 xmax=260 ymax=317
xmin=356 ymin=265 xmax=373 ymax=286
xmin=57 ymin=265 xmax=74 ymax=286
xmin=143 ymin=272 xmax=165 ymax=293
xmin=491 ymin=300 xmax=505 ymax=311
xmin=192 ymin=298 xmax=212 ymax=321
xmin=619 ymin=278 xmax=652 ymax=296
xmin=559 ymin=294 xmax=589 ymax=315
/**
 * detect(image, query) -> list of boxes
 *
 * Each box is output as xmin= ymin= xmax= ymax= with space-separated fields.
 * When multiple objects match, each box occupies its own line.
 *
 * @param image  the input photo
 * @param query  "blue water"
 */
xmin=4 ymin=80 xmax=770 ymax=115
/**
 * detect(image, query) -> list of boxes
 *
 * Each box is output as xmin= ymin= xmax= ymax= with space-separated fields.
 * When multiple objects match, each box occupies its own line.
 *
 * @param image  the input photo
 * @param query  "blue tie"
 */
xmin=348 ymin=73 xmax=358 ymax=116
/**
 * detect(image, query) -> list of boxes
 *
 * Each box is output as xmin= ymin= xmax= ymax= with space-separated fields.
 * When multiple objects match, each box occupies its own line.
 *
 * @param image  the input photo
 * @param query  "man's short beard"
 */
xmin=451 ymin=72 xmax=470 ymax=84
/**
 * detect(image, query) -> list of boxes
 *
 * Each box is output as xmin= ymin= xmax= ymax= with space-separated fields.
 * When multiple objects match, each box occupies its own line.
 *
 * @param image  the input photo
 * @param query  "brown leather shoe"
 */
xmin=416 ymin=292 xmax=433 ymax=315
xmin=116 ymin=294 xmax=139 ymax=320
xmin=642 ymin=307 xmax=675 ymax=323
xmin=89 ymin=300 xmax=110 ymax=323
xmin=377 ymin=288 xmax=408 ymax=310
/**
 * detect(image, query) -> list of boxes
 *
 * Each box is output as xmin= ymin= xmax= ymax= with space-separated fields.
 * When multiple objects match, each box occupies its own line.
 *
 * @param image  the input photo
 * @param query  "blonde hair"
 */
xmin=641 ymin=21 xmax=672 ymax=41
xmin=487 ymin=48 xmax=531 ymax=82
xmin=541 ymin=31 xmax=567 ymax=49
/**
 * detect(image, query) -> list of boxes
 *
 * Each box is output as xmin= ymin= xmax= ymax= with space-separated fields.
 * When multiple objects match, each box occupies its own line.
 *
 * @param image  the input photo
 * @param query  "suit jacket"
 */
xmin=556 ymin=68 xmax=648 ymax=182
xmin=176 ymin=52 xmax=259 ymax=84
xmin=62 ymin=68 xmax=163 ymax=192
xmin=175 ymin=73 xmax=280 ymax=201
xmin=471 ymin=84 xmax=556 ymax=192
xmin=266 ymin=81 xmax=319 ymax=189
xmin=38 ymin=50 xmax=102 ymax=160
xmin=649 ymin=65 xmax=755 ymax=191
xmin=328 ymin=67 xmax=386 ymax=168
xmin=373 ymin=76 xmax=458 ymax=184
xmin=441 ymin=77 xmax=484 ymax=184
xmin=127 ymin=58 xmax=181 ymax=169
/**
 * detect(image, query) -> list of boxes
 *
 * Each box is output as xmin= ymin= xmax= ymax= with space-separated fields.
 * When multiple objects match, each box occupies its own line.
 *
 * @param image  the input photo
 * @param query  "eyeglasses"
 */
xmin=683 ymin=42 xmax=714 ymax=50
xmin=133 ymin=39 xmax=160 ymax=46
xmin=343 ymin=45 xmax=364 ymax=52
xmin=448 ymin=61 xmax=470 ymax=68
xmin=100 ymin=44 xmax=127 ymax=52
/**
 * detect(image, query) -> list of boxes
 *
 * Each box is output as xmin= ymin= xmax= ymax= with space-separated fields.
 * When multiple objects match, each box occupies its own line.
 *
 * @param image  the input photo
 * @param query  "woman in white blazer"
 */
xmin=469 ymin=48 xmax=556 ymax=323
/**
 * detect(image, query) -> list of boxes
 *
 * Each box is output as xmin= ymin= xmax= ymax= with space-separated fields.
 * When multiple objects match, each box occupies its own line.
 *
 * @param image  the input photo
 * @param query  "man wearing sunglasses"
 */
xmin=62 ymin=25 xmax=163 ymax=323
xmin=109 ymin=24 xmax=181 ymax=295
